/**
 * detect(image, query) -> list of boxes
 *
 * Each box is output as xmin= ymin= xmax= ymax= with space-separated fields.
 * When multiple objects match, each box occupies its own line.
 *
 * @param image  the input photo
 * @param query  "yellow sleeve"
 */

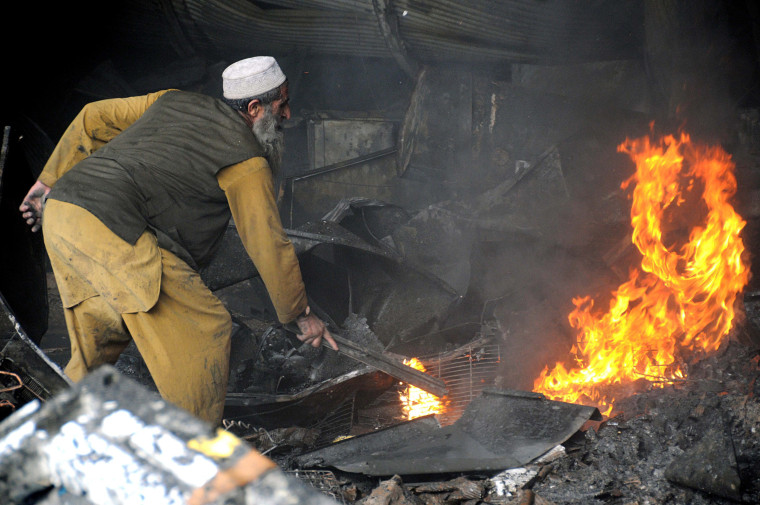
xmin=38 ymin=89 xmax=175 ymax=187
xmin=217 ymin=158 xmax=308 ymax=323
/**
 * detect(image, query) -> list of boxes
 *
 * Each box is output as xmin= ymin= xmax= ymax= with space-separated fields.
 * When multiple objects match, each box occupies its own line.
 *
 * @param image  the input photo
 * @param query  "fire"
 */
xmin=399 ymin=358 xmax=445 ymax=420
xmin=533 ymin=131 xmax=750 ymax=416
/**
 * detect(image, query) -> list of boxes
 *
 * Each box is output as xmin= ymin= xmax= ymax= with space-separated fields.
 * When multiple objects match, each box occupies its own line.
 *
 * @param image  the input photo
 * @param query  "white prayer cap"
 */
xmin=222 ymin=56 xmax=286 ymax=100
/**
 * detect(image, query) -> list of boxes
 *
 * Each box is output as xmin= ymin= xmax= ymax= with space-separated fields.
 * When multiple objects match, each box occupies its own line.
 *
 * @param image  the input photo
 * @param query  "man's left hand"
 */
xmin=19 ymin=180 xmax=51 ymax=232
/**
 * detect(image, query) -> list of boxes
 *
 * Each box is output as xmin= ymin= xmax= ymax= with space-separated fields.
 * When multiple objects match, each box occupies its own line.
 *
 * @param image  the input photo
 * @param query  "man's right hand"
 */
xmin=295 ymin=306 xmax=339 ymax=351
xmin=19 ymin=180 xmax=51 ymax=232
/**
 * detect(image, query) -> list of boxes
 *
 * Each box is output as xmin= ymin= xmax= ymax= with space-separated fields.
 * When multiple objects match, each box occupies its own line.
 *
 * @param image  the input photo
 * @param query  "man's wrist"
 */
xmin=296 ymin=306 xmax=310 ymax=320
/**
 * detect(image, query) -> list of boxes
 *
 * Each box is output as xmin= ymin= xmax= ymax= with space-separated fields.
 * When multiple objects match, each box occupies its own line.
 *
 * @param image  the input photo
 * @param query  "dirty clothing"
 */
xmin=39 ymin=91 xmax=307 ymax=424
xmin=44 ymin=200 xmax=231 ymax=420
xmin=48 ymin=90 xmax=265 ymax=269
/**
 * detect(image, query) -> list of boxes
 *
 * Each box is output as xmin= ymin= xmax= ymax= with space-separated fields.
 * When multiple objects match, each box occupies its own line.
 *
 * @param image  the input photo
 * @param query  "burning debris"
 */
xmin=530 ymin=342 xmax=760 ymax=504
xmin=4 ymin=119 xmax=760 ymax=503
xmin=398 ymin=358 xmax=446 ymax=420
xmin=534 ymin=131 xmax=751 ymax=416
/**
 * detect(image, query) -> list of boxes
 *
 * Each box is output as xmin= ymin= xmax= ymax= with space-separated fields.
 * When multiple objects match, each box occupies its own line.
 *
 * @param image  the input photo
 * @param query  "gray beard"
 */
xmin=252 ymin=105 xmax=285 ymax=177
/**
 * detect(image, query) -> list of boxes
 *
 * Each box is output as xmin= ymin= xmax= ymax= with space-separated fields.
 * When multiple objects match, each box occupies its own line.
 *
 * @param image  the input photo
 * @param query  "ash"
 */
xmin=274 ymin=340 xmax=760 ymax=505
xmin=530 ymin=341 xmax=760 ymax=505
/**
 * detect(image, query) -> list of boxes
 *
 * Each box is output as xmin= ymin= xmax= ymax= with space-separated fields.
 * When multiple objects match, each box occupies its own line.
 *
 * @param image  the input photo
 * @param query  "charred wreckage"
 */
xmin=2 ymin=1 xmax=760 ymax=504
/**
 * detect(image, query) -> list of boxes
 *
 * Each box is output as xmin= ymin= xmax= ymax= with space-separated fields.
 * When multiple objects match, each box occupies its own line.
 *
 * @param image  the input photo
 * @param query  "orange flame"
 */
xmin=399 ymin=358 xmax=445 ymax=420
xmin=533 ymin=131 xmax=750 ymax=416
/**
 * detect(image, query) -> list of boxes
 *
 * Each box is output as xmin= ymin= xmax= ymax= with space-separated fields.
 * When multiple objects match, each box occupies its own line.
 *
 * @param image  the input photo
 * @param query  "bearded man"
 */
xmin=18 ymin=56 xmax=336 ymax=425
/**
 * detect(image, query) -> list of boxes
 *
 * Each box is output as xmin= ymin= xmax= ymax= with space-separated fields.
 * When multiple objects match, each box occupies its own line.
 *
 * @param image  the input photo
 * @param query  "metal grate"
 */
xmin=287 ymin=469 xmax=348 ymax=504
xmin=419 ymin=342 xmax=501 ymax=426
xmin=311 ymin=392 xmax=356 ymax=447
xmin=358 ymin=340 xmax=501 ymax=428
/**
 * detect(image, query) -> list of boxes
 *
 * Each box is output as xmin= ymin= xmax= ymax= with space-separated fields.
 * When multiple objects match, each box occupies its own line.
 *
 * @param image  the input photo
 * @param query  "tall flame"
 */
xmin=400 ymin=358 xmax=445 ymax=420
xmin=533 ymin=131 xmax=750 ymax=416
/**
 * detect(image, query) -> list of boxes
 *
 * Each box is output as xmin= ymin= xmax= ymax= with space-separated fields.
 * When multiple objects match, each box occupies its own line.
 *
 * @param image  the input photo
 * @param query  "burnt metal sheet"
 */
xmin=200 ymin=220 xmax=399 ymax=292
xmin=288 ymin=220 xmax=401 ymax=261
xmin=202 ymin=218 xmax=461 ymax=346
xmin=296 ymin=415 xmax=442 ymax=470
xmin=295 ymin=388 xmax=601 ymax=476
xmin=165 ymin=0 xmax=641 ymax=65
xmin=0 ymin=124 xmax=49 ymax=343
xmin=0 ymin=293 xmax=70 ymax=413
xmin=224 ymin=367 xmax=395 ymax=430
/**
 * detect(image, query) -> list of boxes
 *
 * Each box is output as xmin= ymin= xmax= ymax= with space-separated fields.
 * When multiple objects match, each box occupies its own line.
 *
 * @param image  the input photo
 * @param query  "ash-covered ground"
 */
xmin=530 ymin=340 xmax=760 ymax=505
xmin=304 ymin=339 xmax=760 ymax=505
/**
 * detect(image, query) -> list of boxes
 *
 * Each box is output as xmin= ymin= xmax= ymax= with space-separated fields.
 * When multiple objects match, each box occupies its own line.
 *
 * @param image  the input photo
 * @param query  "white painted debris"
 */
xmin=489 ymin=445 xmax=566 ymax=497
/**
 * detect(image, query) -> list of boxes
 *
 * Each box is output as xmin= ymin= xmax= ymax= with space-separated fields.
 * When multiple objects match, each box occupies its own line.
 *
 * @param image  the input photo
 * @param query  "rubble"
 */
xmin=4 ymin=5 xmax=760 ymax=502
xmin=0 ymin=366 xmax=339 ymax=505
xmin=527 ymin=342 xmax=760 ymax=505
xmin=4 ymin=127 xmax=758 ymax=503
xmin=4 ymin=130 xmax=759 ymax=503
xmin=0 ymin=292 xmax=71 ymax=413
xmin=664 ymin=427 xmax=742 ymax=501
xmin=358 ymin=475 xmax=417 ymax=505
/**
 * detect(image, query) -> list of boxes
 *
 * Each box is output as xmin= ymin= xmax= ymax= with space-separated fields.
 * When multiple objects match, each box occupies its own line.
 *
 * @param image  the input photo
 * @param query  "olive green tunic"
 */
xmin=39 ymin=90 xmax=307 ymax=323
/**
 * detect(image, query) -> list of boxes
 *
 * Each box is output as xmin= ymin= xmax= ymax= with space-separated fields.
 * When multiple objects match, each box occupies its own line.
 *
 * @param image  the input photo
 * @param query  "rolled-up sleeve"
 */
xmin=217 ymin=158 xmax=308 ymax=323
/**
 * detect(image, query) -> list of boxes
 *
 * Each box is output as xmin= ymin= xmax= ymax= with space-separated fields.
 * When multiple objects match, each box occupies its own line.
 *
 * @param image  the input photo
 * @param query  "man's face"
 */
xmin=267 ymin=84 xmax=290 ymax=124
xmin=251 ymin=100 xmax=286 ymax=176
xmin=245 ymin=83 xmax=290 ymax=175
xmin=244 ymin=83 xmax=291 ymax=127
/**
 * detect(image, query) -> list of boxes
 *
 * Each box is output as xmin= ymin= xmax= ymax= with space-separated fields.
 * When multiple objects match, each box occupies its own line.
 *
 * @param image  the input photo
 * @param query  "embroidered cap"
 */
xmin=222 ymin=56 xmax=286 ymax=100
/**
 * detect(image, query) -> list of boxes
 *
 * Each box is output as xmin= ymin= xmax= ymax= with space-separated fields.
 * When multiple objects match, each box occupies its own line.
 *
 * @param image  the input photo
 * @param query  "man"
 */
xmin=19 ymin=56 xmax=337 ymax=425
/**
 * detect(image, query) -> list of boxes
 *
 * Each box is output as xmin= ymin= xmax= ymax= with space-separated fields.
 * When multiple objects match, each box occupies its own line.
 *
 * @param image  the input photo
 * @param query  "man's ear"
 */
xmin=247 ymin=99 xmax=262 ymax=120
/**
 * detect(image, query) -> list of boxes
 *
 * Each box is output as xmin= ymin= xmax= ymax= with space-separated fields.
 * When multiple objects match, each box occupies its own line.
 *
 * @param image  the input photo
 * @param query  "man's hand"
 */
xmin=295 ymin=307 xmax=339 ymax=351
xmin=19 ymin=180 xmax=51 ymax=232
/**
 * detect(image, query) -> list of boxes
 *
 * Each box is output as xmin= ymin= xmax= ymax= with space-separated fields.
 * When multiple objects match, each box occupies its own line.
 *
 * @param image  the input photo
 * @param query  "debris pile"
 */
xmin=530 ymin=342 xmax=760 ymax=505
xmin=240 ymin=341 xmax=758 ymax=505
xmin=0 ymin=366 xmax=338 ymax=505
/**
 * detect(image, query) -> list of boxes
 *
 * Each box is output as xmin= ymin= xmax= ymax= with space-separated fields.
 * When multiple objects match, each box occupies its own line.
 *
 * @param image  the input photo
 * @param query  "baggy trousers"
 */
xmin=42 ymin=200 xmax=232 ymax=425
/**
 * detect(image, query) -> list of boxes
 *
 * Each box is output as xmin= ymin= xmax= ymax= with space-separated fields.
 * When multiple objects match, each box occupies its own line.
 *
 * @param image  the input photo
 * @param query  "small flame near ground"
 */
xmin=533 ymin=130 xmax=751 ymax=417
xmin=399 ymin=358 xmax=446 ymax=420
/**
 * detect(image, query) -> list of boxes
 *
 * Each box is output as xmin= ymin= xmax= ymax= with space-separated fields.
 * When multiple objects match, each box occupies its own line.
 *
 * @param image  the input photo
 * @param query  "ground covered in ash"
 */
xmin=274 ymin=340 xmax=760 ymax=505
xmin=528 ymin=341 xmax=760 ymax=505
xmin=264 ymin=341 xmax=760 ymax=505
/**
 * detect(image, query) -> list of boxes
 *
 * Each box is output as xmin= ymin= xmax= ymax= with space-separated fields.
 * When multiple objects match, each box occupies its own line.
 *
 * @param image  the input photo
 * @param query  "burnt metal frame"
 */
xmin=284 ymin=146 xmax=398 ymax=228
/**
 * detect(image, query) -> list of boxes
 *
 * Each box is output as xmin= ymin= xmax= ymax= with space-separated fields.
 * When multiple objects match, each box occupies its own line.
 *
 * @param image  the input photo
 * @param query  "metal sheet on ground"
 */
xmin=295 ymin=388 xmax=601 ymax=476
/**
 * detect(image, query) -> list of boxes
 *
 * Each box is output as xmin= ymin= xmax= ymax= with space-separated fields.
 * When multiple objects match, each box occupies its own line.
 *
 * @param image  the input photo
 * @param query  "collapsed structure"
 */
xmin=2 ymin=0 xmax=760 ymax=503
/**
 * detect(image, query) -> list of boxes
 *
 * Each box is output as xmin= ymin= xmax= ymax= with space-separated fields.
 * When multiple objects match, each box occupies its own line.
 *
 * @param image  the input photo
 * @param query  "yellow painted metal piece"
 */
xmin=188 ymin=429 xmax=242 ymax=459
